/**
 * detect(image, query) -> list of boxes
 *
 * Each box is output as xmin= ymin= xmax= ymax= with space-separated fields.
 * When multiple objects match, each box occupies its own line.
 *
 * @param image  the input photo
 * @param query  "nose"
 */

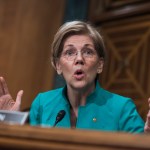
xmin=74 ymin=51 xmax=84 ymax=65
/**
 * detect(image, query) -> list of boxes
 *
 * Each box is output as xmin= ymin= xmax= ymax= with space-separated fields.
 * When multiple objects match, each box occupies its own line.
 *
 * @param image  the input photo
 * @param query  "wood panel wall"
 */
xmin=0 ymin=0 xmax=65 ymax=110
xmin=88 ymin=0 xmax=150 ymax=120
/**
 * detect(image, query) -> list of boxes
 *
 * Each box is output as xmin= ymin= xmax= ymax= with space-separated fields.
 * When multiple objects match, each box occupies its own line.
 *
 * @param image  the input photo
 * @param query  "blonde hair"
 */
xmin=51 ymin=21 xmax=105 ymax=69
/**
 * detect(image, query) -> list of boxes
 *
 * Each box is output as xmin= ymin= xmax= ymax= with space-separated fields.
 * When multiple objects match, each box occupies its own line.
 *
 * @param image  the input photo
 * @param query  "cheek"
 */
xmin=59 ymin=59 xmax=72 ymax=73
xmin=87 ymin=61 xmax=99 ymax=72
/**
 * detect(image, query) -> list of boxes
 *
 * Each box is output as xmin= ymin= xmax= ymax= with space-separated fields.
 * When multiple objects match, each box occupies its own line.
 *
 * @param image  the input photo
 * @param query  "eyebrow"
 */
xmin=64 ymin=44 xmax=94 ymax=48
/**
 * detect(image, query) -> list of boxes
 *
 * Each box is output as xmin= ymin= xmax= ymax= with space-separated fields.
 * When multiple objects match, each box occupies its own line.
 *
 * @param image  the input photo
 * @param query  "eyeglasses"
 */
xmin=61 ymin=48 xmax=97 ymax=60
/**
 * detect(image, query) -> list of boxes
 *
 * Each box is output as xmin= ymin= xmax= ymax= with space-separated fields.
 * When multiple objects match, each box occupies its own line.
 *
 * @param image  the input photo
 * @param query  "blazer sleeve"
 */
xmin=118 ymin=99 xmax=144 ymax=133
xmin=29 ymin=94 xmax=42 ymax=125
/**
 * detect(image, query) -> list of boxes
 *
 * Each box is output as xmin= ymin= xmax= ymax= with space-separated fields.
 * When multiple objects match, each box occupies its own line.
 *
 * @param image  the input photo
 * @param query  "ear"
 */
xmin=56 ymin=61 xmax=62 ymax=75
xmin=97 ymin=58 xmax=104 ymax=74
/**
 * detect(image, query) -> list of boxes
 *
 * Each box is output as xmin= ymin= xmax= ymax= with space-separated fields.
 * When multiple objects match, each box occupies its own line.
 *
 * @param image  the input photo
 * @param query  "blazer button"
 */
xmin=93 ymin=118 xmax=97 ymax=122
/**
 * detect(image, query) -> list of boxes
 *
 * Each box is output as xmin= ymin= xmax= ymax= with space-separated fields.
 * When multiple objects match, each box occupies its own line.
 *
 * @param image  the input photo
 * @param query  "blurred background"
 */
xmin=0 ymin=0 xmax=150 ymax=120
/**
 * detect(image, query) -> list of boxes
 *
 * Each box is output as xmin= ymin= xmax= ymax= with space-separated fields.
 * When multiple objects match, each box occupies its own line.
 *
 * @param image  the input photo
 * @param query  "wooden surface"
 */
xmin=88 ymin=0 xmax=150 ymax=121
xmin=98 ymin=14 xmax=150 ymax=120
xmin=0 ymin=123 xmax=150 ymax=150
xmin=0 ymin=0 xmax=65 ymax=110
xmin=89 ymin=0 xmax=150 ymax=23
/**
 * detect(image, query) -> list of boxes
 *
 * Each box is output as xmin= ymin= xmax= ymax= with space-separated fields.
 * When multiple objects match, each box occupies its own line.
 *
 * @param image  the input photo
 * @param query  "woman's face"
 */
xmin=56 ymin=34 xmax=104 ymax=91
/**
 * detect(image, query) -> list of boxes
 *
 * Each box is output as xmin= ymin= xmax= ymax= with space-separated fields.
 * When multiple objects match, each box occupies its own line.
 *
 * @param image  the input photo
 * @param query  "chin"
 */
xmin=71 ymin=81 xmax=88 ymax=90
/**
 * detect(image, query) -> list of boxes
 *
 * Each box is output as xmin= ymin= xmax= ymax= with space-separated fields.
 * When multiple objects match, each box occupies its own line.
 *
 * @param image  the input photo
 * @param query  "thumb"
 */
xmin=148 ymin=98 xmax=150 ymax=107
xmin=12 ymin=90 xmax=24 ymax=111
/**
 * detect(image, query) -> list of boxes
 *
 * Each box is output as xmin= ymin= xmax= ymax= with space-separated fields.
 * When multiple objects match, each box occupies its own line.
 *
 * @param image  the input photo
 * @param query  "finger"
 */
xmin=0 ymin=77 xmax=4 ymax=96
xmin=145 ymin=119 xmax=150 ymax=133
xmin=148 ymin=98 xmax=150 ymax=107
xmin=146 ymin=111 xmax=150 ymax=126
xmin=144 ymin=125 xmax=150 ymax=133
xmin=0 ymin=98 xmax=7 ymax=109
xmin=0 ymin=76 xmax=10 ymax=95
xmin=12 ymin=90 xmax=23 ymax=111
xmin=0 ymin=95 xmax=13 ymax=110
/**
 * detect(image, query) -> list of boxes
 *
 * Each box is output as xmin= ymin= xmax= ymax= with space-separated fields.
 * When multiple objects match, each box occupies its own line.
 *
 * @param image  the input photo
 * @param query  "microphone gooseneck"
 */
xmin=53 ymin=110 xmax=66 ymax=127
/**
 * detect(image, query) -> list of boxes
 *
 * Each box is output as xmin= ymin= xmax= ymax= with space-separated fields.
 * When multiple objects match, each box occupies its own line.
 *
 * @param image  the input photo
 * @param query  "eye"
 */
xmin=63 ymin=49 xmax=76 ymax=56
xmin=83 ymin=48 xmax=95 ymax=56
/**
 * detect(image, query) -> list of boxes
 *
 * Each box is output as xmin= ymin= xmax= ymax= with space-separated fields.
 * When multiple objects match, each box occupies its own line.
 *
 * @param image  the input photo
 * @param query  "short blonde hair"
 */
xmin=51 ymin=21 xmax=105 ymax=69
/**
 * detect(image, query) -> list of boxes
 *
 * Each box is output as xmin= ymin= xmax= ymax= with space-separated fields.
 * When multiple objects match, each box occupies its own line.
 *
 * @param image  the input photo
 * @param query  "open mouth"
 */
xmin=75 ymin=70 xmax=83 ymax=75
xmin=74 ymin=69 xmax=85 ymax=79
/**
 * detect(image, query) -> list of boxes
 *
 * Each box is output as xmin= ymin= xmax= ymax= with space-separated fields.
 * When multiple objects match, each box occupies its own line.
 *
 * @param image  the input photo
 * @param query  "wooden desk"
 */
xmin=0 ymin=123 xmax=150 ymax=150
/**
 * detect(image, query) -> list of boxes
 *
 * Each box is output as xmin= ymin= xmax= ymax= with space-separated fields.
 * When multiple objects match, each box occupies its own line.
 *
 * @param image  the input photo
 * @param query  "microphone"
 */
xmin=53 ymin=110 xmax=66 ymax=127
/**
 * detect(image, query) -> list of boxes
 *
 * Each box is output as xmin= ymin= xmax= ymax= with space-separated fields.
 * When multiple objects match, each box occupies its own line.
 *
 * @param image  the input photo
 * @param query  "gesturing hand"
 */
xmin=0 ymin=77 xmax=23 ymax=111
xmin=144 ymin=98 xmax=150 ymax=133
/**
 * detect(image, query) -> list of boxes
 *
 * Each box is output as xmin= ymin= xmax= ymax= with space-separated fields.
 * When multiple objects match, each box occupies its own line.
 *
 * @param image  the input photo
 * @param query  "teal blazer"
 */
xmin=30 ymin=82 xmax=144 ymax=133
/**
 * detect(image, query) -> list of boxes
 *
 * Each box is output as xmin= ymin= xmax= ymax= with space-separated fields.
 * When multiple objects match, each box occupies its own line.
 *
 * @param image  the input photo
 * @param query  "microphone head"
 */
xmin=54 ymin=110 xmax=66 ymax=127
xmin=56 ymin=110 xmax=66 ymax=120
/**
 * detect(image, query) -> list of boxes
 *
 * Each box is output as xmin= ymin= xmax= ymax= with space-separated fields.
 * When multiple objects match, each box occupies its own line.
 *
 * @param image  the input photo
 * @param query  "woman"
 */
xmin=0 ymin=21 xmax=150 ymax=133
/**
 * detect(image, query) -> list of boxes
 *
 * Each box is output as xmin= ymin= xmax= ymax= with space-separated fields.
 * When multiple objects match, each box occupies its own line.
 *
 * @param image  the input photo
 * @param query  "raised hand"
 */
xmin=144 ymin=98 xmax=150 ymax=133
xmin=0 ymin=77 xmax=23 ymax=111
